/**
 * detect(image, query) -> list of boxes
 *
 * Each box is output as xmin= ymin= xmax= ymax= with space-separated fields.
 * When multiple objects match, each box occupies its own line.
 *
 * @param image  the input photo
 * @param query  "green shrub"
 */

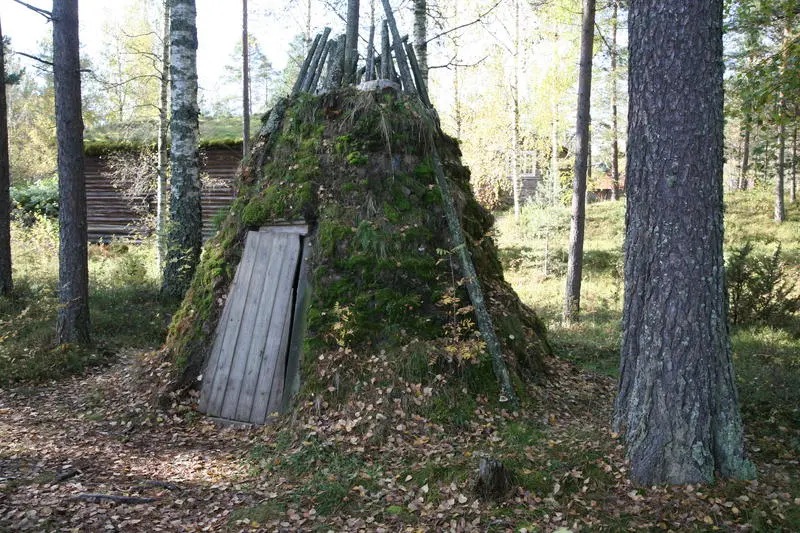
xmin=10 ymin=177 xmax=59 ymax=225
xmin=726 ymin=242 xmax=800 ymax=327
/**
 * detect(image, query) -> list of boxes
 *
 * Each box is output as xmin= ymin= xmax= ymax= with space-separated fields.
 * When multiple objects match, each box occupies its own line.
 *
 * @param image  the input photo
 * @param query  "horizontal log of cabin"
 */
xmin=85 ymin=149 xmax=241 ymax=242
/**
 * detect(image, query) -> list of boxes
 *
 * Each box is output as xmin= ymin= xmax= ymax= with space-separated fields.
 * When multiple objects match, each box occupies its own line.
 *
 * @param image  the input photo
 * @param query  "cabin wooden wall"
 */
xmin=85 ymin=149 xmax=240 ymax=241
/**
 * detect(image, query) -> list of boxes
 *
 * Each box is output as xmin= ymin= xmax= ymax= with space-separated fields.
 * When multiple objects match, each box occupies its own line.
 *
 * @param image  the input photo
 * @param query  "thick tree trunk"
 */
xmin=739 ymin=122 xmax=750 ymax=191
xmin=614 ymin=0 xmax=754 ymax=485
xmin=0 ymin=18 xmax=12 ymax=296
xmin=344 ymin=0 xmax=360 ymax=85
xmin=412 ymin=0 xmax=427 ymax=85
xmin=563 ymin=0 xmax=595 ymax=322
xmin=162 ymin=0 xmax=201 ymax=299
xmin=157 ymin=0 xmax=170 ymax=271
xmin=610 ymin=0 xmax=620 ymax=201
xmin=53 ymin=0 xmax=90 ymax=344
xmin=242 ymin=0 xmax=250 ymax=157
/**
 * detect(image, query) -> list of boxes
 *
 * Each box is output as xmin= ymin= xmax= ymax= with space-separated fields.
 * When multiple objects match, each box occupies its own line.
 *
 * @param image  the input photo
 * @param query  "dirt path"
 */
xmin=0 ymin=352 xmax=263 ymax=532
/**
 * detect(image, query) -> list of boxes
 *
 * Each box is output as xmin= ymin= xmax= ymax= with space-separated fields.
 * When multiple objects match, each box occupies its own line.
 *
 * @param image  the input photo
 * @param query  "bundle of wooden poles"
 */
xmin=290 ymin=2 xmax=431 ymax=109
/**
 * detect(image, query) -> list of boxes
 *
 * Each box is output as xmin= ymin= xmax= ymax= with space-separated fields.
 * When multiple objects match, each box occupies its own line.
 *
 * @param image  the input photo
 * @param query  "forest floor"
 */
xmin=1 ymin=347 xmax=798 ymax=532
xmin=2 ymin=191 xmax=799 ymax=531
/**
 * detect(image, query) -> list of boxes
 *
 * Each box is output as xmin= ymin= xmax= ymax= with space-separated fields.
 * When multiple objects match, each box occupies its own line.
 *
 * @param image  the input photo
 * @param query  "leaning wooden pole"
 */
xmin=380 ymin=0 xmax=415 ymax=93
xmin=309 ymin=39 xmax=333 ymax=93
xmin=430 ymin=148 xmax=519 ymax=407
xmin=292 ymin=33 xmax=321 ymax=95
xmin=301 ymin=27 xmax=331 ymax=92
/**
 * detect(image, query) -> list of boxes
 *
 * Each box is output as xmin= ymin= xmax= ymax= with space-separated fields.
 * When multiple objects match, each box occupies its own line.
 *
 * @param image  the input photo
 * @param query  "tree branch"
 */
xmin=428 ymin=54 xmax=489 ymax=70
xmin=12 ymin=0 xmax=52 ymax=20
xmin=14 ymin=51 xmax=53 ymax=67
xmin=425 ymin=0 xmax=504 ymax=45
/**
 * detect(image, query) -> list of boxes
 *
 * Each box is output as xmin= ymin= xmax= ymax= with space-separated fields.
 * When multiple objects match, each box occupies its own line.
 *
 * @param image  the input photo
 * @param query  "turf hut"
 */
xmin=163 ymin=18 xmax=551 ymax=425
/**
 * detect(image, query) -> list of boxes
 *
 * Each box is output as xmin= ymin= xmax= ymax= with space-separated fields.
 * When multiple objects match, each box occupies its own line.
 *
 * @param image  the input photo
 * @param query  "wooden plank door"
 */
xmin=198 ymin=227 xmax=304 ymax=424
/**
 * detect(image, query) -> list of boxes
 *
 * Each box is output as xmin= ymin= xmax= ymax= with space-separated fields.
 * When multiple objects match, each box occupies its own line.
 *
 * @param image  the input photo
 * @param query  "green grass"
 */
xmin=495 ymin=188 xmax=800 ymax=432
xmin=0 ymin=220 xmax=176 ymax=385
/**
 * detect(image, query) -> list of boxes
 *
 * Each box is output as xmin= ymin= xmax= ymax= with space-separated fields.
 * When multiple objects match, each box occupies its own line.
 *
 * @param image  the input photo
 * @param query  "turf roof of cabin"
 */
xmin=83 ymin=115 xmax=263 ymax=155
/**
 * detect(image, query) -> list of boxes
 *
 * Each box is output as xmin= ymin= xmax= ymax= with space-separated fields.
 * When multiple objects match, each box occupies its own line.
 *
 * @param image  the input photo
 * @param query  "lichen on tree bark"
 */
xmin=162 ymin=0 xmax=201 ymax=299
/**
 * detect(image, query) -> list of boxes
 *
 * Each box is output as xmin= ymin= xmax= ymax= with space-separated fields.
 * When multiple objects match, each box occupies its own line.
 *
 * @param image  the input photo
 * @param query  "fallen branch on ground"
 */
xmin=70 ymin=493 xmax=161 ymax=504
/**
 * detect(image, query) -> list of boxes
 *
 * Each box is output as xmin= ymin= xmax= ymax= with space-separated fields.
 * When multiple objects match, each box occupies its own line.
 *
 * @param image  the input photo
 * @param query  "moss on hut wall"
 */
xmin=163 ymin=88 xmax=551 ymax=395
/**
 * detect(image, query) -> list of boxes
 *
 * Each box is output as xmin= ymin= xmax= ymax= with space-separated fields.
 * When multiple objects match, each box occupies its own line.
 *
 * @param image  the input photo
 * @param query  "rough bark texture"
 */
xmin=0 ymin=18 xmax=13 ymax=296
xmin=610 ymin=0 xmax=620 ymax=201
xmin=614 ymin=0 xmax=755 ymax=486
xmin=157 ymin=0 xmax=170 ymax=271
xmin=412 ymin=0 xmax=427 ymax=85
xmin=53 ymin=0 xmax=90 ymax=344
xmin=344 ymin=0 xmax=360 ymax=85
xmin=242 ymin=0 xmax=250 ymax=156
xmin=563 ymin=0 xmax=595 ymax=322
xmin=162 ymin=0 xmax=201 ymax=299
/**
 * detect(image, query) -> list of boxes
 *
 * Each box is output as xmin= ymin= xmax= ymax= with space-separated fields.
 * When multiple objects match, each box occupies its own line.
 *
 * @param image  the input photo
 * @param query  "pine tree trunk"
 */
xmin=242 ymin=0 xmax=250 ymax=157
xmin=157 ymin=0 xmax=170 ymax=271
xmin=412 ymin=0 xmax=427 ymax=85
xmin=615 ymin=0 xmax=754 ymax=485
xmin=775 ymin=22 xmax=788 ymax=223
xmin=739 ymin=122 xmax=750 ymax=191
xmin=53 ymin=0 xmax=90 ymax=344
xmin=0 ymin=18 xmax=12 ymax=296
xmin=564 ymin=0 xmax=595 ymax=323
xmin=610 ymin=0 xmax=620 ymax=201
xmin=162 ymin=0 xmax=202 ymax=299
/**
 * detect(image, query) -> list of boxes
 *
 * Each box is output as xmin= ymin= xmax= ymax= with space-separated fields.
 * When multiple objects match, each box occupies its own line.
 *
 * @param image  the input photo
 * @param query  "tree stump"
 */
xmin=474 ymin=458 xmax=515 ymax=501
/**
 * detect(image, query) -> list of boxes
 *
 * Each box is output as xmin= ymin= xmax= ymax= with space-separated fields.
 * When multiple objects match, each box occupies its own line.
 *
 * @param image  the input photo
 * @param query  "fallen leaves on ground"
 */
xmin=1 ymin=351 xmax=798 ymax=532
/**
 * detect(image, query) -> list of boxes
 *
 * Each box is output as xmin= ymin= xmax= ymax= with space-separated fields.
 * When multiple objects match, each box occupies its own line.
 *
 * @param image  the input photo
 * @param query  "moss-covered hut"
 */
xmin=162 ymin=87 xmax=551 ymax=423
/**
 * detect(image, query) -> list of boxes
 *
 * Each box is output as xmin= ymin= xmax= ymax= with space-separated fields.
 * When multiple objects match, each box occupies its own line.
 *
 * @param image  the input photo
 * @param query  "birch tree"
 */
xmin=156 ymin=0 xmax=169 ymax=270
xmin=242 ymin=0 xmax=251 ymax=156
xmin=162 ymin=0 xmax=201 ymax=299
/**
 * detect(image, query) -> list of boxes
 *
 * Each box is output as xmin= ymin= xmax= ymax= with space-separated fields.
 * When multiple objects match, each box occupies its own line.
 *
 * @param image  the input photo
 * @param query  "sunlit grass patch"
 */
xmin=0 ymin=220 xmax=175 ymax=385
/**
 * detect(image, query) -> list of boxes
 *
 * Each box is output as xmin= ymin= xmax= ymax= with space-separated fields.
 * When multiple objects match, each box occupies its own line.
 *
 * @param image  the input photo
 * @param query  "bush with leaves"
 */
xmin=726 ymin=242 xmax=800 ymax=327
xmin=10 ymin=177 xmax=59 ymax=225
